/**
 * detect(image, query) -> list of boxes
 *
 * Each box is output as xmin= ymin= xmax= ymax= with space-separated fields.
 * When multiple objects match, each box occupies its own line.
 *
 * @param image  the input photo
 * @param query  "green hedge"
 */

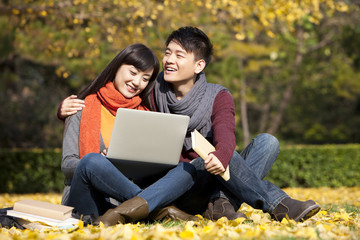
xmin=0 ymin=149 xmax=63 ymax=193
xmin=0 ymin=144 xmax=359 ymax=193
xmin=266 ymin=144 xmax=360 ymax=188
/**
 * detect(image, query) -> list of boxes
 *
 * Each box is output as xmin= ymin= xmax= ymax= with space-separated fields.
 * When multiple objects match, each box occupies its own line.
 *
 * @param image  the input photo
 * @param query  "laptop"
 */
xmin=106 ymin=108 xmax=190 ymax=180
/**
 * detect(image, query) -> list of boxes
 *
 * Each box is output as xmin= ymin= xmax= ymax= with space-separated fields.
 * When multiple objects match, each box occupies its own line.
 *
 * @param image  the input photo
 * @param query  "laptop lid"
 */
xmin=106 ymin=108 xmax=190 ymax=179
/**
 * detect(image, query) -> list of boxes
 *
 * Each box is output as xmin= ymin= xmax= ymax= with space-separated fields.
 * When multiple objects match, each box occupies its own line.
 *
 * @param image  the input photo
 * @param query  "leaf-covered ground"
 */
xmin=1 ymin=187 xmax=359 ymax=239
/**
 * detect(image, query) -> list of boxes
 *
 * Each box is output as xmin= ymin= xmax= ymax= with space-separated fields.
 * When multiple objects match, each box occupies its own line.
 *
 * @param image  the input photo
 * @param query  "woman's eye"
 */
xmin=143 ymin=78 xmax=149 ymax=82
xmin=130 ymin=71 xmax=136 ymax=76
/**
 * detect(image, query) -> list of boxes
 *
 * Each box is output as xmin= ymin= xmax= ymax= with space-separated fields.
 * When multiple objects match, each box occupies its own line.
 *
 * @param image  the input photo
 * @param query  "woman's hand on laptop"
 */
xmin=101 ymin=148 xmax=108 ymax=156
xmin=204 ymin=153 xmax=225 ymax=175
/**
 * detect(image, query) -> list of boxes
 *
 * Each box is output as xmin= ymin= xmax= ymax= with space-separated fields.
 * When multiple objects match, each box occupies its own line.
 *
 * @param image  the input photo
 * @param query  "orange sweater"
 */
xmin=100 ymin=105 xmax=116 ymax=148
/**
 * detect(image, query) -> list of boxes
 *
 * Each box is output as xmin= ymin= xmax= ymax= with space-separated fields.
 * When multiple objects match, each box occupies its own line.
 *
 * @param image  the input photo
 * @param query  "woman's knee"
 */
xmin=78 ymin=153 xmax=106 ymax=171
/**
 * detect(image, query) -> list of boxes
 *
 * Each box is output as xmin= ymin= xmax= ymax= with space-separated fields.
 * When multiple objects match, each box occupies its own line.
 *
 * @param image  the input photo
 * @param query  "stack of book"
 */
xmin=7 ymin=199 xmax=79 ymax=229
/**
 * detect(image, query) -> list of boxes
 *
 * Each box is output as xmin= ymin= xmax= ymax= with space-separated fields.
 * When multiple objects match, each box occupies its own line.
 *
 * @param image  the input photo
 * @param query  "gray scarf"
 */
xmin=154 ymin=72 xmax=228 ymax=150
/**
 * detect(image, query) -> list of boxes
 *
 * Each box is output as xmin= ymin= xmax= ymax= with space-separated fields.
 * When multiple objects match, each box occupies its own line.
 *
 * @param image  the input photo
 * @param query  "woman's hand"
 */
xmin=101 ymin=148 xmax=108 ymax=156
xmin=204 ymin=153 xmax=225 ymax=175
xmin=60 ymin=95 xmax=85 ymax=118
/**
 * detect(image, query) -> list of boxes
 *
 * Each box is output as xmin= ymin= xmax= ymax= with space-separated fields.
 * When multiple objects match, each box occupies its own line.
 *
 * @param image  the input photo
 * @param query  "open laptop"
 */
xmin=106 ymin=108 xmax=190 ymax=180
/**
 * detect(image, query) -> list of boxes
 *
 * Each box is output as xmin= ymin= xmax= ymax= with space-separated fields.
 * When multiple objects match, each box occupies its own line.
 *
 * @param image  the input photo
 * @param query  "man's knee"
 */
xmin=258 ymin=133 xmax=279 ymax=153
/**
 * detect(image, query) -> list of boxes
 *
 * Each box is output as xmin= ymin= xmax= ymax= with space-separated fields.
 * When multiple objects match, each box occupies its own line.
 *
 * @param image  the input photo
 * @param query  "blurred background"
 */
xmin=1 ymin=0 xmax=360 ymax=149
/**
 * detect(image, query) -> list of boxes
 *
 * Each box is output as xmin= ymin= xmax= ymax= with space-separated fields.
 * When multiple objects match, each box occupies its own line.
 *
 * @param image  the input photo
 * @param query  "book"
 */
xmin=6 ymin=209 xmax=79 ymax=228
xmin=13 ymin=199 xmax=73 ymax=221
xmin=191 ymin=129 xmax=230 ymax=181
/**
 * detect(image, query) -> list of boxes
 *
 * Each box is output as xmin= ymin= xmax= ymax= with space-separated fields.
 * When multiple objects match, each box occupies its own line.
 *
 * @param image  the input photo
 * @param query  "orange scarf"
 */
xmin=79 ymin=82 xmax=148 ymax=158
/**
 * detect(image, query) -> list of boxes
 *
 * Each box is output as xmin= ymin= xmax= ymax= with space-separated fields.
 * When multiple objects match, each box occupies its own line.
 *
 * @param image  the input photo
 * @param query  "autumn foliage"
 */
xmin=1 ymin=187 xmax=359 ymax=239
xmin=1 ymin=0 xmax=359 ymax=148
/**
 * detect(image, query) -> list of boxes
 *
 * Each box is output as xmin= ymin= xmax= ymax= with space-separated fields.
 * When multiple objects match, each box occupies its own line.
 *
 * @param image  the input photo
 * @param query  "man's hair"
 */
xmin=166 ymin=26 xmax=213 ymax=66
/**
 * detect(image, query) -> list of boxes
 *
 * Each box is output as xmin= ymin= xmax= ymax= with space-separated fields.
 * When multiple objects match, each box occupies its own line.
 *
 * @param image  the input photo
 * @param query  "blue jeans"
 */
xmin=65 ymin=153 xmax=196 ymax=217
xmin=175 ymin=133 xmax=288 ymax=214
xmin=218 ymin=133 xmax=288 ymax=213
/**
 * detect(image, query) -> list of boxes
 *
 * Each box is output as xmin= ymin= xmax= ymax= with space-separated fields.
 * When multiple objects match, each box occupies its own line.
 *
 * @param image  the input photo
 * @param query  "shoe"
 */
xmin=149 ymin=205 xmax=198 ymax=221
xmin=203 ymin=198 xmax=246 ymax=221
xmin=271 ymin=197 xmax=320 ymax=222
xmin=94 ymin=196 xmax=149 ymax=226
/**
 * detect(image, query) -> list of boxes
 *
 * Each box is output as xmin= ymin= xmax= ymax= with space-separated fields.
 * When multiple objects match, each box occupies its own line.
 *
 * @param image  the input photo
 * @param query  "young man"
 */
xmin=152 ymin=26 xmax=320 ymax=222
xmin=59 ymin=26 xmax=320 ymax=222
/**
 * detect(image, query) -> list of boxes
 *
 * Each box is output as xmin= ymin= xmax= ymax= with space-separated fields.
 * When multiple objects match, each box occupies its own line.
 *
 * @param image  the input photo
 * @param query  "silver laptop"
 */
xmin=106 ymin=108 xmax=190 ymax=180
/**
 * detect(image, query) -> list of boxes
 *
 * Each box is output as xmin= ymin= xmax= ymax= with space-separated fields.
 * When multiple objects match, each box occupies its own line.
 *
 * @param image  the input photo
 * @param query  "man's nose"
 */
xmin=165 ymin=53 xmax=175 ymax=63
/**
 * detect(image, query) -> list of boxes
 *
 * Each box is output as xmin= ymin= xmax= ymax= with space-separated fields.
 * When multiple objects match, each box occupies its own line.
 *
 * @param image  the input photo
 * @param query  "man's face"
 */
xmin=162 ymin=41 xmax=199 ymax=84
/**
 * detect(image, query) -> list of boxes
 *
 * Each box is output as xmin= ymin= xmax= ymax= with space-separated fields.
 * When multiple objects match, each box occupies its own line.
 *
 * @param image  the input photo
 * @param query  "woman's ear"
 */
xmin=194 ymin=59 xmax=206 ymax=74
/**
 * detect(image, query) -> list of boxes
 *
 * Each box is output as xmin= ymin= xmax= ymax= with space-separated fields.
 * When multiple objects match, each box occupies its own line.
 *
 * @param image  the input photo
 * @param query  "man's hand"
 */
xmin=204 ymin=153 xmax=225 ymax=175
xmin=60 ymin=95 xmax=85 ymax=118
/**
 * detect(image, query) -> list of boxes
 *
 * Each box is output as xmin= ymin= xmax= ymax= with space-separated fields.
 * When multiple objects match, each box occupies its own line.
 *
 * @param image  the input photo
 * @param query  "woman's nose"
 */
xmin=132 ymin=76 xmax=141 ymax=86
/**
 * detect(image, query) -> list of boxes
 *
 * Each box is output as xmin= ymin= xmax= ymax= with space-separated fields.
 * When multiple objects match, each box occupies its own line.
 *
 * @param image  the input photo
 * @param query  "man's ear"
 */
xmin=195 ymin=59 xmax=206 ymax=74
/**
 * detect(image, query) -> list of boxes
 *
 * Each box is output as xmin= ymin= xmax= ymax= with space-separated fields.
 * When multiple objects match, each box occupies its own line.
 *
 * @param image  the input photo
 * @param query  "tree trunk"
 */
xmin=238 ymin=57 xmax=250 ymax=146
xmin=240 ymin=79 xmax=250 ymax=147
xmin=258 ymin=102 xmax=270 ymax=133
xmin=267 ymin=27 xmax=304 ymax=135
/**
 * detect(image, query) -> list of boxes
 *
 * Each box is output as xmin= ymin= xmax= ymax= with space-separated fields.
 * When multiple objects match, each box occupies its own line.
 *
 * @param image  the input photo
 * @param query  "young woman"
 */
xmin=61 ymin=43 xmax=197 ymax=226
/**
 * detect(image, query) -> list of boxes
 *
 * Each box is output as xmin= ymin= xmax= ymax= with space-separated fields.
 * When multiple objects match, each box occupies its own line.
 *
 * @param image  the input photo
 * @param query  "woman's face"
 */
xmin=113 ymin=64 xmax=154 ymax=98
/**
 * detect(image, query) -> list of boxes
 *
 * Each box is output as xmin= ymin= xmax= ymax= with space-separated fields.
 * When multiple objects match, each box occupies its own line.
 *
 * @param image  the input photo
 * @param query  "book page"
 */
xmin=7 ymin=210 xmax=79 ymax=228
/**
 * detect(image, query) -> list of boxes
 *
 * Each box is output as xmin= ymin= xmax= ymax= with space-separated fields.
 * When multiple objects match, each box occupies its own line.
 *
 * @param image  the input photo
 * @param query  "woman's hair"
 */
xmin=78 ymin=43 xmax=160 ymax=110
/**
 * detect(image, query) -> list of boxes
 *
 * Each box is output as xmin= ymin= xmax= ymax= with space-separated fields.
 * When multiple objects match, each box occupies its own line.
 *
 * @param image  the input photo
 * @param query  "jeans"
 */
xmin=174 ymin=158 xmax=218 ymax=214
xmin=65 ymin=153 xmax=196 ymax=217
xmin=175 ymin=133 xmax=288 ymax=214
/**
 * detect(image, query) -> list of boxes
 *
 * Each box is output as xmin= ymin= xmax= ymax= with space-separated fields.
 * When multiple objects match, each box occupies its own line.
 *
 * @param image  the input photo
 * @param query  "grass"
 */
xmin=1 ymin=187 xmax=359 ymax=239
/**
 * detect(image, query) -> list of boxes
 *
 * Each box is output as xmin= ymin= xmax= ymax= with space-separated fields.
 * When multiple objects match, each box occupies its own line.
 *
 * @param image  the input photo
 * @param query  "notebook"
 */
xmin=106 ymin=108 xmax=190 ymax=180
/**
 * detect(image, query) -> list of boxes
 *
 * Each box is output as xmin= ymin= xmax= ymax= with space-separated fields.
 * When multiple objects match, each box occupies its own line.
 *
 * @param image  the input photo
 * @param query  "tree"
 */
xmin=0 ymin=0 xmax=358 ymax=148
